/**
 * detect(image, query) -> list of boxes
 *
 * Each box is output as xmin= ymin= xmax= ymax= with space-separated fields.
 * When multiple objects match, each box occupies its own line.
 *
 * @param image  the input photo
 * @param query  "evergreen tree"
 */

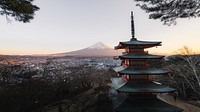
xmin=135 ymin=0 xmax=200 ymax=25
xmin=0 ymin=0 xmax=39 ymax=23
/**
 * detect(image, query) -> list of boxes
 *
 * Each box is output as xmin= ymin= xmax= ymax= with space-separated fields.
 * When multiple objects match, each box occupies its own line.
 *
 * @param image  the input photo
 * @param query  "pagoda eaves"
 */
xmin=113 ymin=66 xmax=169 ymax=75
xmin=115 ymin=40 xmax=162 ymax=49
xmin=115 ymin=54 xmax=164 ymax=60
xmin=111 ymin=77 xmax=176 ymax=93
xmin=115 ymin=98 xmax=183 ymax=112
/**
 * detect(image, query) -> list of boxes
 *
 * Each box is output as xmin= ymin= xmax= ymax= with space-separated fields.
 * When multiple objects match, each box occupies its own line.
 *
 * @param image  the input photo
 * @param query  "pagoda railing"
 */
xmin=122 ymin=51 xmax=149 ymax=54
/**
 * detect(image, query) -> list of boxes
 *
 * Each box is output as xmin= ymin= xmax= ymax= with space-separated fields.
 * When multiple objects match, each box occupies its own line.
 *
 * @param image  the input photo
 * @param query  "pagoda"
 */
xmin=111 ymin=12 xmax=183 ymax=112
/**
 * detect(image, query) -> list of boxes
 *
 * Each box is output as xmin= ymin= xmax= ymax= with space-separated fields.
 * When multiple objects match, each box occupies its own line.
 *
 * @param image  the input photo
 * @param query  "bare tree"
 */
xmin=167 ymin=46 xmax=200 ymax=98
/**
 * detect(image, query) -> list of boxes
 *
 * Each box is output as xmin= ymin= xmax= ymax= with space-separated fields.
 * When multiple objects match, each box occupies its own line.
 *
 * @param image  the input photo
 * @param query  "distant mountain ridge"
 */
xmin=51 ymin=42 xmax=121 ymax=57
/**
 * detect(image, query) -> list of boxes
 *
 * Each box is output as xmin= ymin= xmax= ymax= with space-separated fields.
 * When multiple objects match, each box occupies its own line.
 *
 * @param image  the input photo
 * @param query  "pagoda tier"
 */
xmin=114 ymin=66 xmax=169 ymax=75
xmin=114 ymin=54 xmax=164 ymax=60
xmin=111 ymin=77 xmax=176 ymax=93
xmin=114 ymin=98 xmax=183 ymax=112
xmin=115 ymin=39 xmax=161 ymax=49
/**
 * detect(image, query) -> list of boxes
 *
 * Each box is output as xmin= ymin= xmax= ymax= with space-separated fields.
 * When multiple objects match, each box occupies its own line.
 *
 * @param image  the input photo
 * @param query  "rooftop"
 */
xmin=115 ymin=40 xmax=161 ymax=49
xmin=111 ymin=77 xmax=176 ymax=93
xmin=115 ymin=54 xmax=164 ymax=59
xmin=113 ymin=66 xmax=169 ymax=75
xmin=114 ymin=97 xmax=183 ymax=112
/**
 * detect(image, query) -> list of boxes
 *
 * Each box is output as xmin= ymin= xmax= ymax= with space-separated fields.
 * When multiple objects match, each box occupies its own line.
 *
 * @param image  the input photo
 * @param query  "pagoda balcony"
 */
xmin=121 ymin=51 xmax=149 ymax=54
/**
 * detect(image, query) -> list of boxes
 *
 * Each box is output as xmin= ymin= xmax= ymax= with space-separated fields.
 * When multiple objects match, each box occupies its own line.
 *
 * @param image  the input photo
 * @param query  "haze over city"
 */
xmin=1 ymin=0 xmax=200 ymax=55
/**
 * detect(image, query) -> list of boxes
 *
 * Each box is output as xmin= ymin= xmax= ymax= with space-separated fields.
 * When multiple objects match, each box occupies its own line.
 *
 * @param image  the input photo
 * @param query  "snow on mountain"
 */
xmin=51 ymin=42 xmax=121 ymax=57
xmin=87 ymin=42 xmax=110 ymax=49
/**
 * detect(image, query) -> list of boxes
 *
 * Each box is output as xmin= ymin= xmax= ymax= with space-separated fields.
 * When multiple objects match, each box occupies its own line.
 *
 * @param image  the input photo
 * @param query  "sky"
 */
xmin=0 ymin=0 xmax=200 ymax=55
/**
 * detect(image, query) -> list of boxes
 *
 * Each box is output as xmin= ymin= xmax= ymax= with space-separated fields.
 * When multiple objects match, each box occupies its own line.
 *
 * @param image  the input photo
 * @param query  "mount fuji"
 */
xmin=87 ymin=42 xmax=109 ymax=49
xmin=52 ymin=42 xmax=121 ymax=57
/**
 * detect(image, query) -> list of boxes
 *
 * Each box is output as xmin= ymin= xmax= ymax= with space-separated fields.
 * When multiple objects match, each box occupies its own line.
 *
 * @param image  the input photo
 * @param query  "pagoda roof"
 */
xmin=115 ymin=54 xmax=164 ymax=59
xmin=111 ymin=77 xmax=176 ymax=93
xmin=114 ymin=97 xmax=183 ymax=112
xmin=113 ymin=66 xmax=169 ymax=75
xmin=115 ymin=40 xmax=161 ymax=49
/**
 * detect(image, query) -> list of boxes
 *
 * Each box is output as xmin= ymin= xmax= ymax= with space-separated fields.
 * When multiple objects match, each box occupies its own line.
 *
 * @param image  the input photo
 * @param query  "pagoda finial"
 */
xmin=130 ymin=11 xmax=137 ymax=41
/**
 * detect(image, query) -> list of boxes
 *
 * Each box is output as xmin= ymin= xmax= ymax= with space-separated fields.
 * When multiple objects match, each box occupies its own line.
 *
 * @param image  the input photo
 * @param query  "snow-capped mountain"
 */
xmin=52 ymin=42 xmax=121 ymax=57
xmin=87 ymin=42 xmax=109 ymax=49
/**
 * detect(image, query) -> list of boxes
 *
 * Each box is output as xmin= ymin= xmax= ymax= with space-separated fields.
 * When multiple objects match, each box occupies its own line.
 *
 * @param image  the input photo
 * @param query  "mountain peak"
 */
xmin=87 ymin=42 xmax=110 ymax=49
xmin=51 ymin=42 xmax=121 ymax=57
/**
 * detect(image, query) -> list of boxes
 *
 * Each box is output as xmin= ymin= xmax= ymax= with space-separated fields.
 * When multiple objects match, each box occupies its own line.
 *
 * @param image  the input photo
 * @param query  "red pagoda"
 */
xmin=111 ymin=12 xmax=183 ymax=112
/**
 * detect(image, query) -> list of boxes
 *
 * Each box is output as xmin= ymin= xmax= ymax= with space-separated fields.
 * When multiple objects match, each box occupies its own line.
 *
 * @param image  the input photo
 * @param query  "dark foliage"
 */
xmin=0 ymin=0 xmax=39 ymax=23
xmin=0 ymin=63 xmax=112 ymax=112
xmin=135 ymin=0 xmax=200 ymax=25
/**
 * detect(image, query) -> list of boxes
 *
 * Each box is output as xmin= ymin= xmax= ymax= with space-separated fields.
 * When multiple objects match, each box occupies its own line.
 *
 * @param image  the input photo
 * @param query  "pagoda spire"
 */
xmin=130 ymin=11 xmax=137 ymax=41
